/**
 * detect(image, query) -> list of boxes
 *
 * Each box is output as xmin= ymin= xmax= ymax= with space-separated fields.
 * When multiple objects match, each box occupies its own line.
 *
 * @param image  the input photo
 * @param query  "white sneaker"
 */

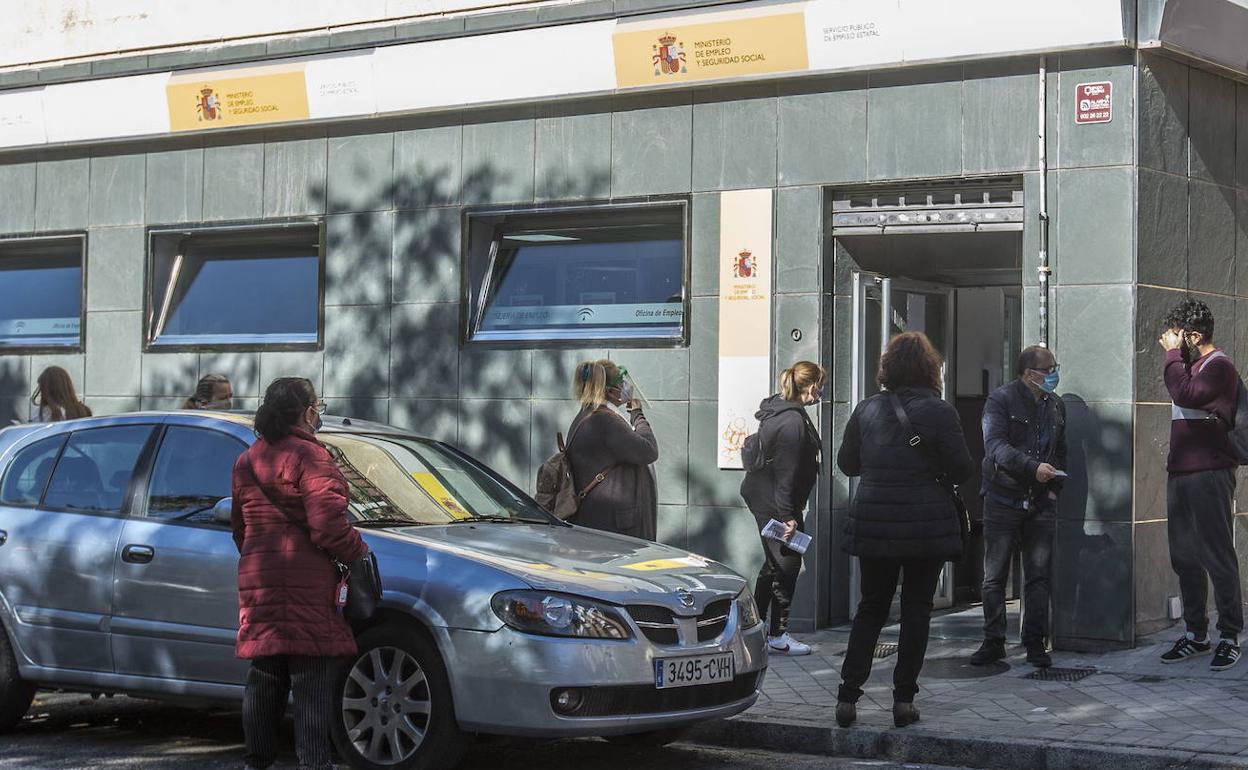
xmin=768 ymin=632 xmax=812 ymax=656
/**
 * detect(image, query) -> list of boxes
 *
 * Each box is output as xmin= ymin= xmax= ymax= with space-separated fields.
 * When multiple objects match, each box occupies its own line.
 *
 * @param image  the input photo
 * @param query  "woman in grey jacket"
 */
xmin=565 ymin=360 xmax=659 ymax=540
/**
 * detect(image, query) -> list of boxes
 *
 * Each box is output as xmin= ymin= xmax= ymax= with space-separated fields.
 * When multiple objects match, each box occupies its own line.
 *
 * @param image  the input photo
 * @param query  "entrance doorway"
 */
xmin=834 ymin=179 xmax=1025 ymax=627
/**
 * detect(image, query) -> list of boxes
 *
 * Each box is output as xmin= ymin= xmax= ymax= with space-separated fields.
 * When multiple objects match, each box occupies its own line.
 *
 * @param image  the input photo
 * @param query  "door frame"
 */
xmin=847 ymin=271 xmax=959 ymax=613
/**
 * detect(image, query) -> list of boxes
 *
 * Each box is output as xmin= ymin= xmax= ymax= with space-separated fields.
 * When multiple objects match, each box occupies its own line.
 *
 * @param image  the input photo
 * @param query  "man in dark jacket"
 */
xmin=1157 ymin=299 xmax=1242 ymax=671
xmin=971 ymin=345 xmax=1066 ymax=669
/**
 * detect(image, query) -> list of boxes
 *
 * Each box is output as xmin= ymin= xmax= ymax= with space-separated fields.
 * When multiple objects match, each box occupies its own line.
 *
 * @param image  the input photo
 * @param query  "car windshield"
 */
xmin=317 ymin=433 xmax=553 ymax=526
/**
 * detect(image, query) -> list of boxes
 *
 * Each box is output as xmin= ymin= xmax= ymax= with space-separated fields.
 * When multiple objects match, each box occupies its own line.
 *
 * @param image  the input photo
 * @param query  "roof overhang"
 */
xmin=1143 ymin=0 xmax=1248 ymax=79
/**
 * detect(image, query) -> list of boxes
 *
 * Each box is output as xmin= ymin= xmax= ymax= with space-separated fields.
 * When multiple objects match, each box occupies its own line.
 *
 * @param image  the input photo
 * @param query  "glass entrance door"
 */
xmin=848 ymin=272 xmax=958 ymax=612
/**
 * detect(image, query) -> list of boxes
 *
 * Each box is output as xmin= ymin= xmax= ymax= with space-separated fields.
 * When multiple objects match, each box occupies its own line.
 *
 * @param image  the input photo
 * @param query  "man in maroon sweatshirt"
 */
xmin=1158 ymin=299 xmax=1242 ymax=671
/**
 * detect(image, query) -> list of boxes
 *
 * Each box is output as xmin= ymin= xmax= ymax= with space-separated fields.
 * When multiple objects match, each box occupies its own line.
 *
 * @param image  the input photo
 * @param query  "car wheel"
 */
xmin=603 ymin=726 xmax=689 ymax=747
xmin=331 ymin=623 xmax=466 ymax=770
xmin=0 ymin=626 xmax=35 ymax=733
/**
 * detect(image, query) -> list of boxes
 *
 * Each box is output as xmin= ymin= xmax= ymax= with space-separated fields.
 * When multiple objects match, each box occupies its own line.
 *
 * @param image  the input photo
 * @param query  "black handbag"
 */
xmin=241 ymin=456 xmax=382 ymax=622
xmin=885 ymin=393 xmax=971 ymax=552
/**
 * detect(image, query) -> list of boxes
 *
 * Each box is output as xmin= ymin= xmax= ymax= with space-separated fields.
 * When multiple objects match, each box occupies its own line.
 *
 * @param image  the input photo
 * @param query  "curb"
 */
xmin=687 ymin=713 xmax=1248 ymax=770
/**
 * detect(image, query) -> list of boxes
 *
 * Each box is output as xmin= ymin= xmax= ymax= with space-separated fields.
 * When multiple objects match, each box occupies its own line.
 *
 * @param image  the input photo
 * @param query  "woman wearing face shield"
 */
xmin=565 ymin=360 xmax=659 ymax=540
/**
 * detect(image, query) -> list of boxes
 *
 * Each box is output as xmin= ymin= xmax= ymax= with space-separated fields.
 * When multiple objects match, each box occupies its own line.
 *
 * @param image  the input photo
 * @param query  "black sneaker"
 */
xmin=1160 ymin=635 xmax=1212 ymax=663
xmin=1025 ymin=639 xmax=1052 ymax=668
xmin=1211 ymin=639 xmax=1241 ymax=671
xmin=970 ymin=639 xmax=1006 ymax=666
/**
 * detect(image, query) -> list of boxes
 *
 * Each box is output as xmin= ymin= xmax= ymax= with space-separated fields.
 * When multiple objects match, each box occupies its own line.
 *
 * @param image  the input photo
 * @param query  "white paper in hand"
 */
xmin=761 ymin=518 xmax=811 ymax=555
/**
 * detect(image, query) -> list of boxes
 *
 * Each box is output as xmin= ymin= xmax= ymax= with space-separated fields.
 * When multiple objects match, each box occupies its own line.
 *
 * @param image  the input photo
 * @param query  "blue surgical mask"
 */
xmin=313 ymin=414 xmax=323 ymax=433
xmin=1040 ymin=371 xmax=1060 ymax=393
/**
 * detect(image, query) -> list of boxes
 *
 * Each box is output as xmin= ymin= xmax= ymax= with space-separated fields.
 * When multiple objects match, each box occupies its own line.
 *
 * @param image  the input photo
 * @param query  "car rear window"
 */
xmin=0 ymin=434 xmax=67 ymax=506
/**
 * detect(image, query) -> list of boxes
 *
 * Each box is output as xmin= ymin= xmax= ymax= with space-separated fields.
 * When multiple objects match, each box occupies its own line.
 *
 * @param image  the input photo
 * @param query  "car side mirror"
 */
xmin=212 ymin=497 xmax=233 ymax=525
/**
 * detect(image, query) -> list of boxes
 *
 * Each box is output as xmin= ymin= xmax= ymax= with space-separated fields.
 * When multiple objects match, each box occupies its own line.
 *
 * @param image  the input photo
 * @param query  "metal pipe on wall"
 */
xmin=1037 ymin=56 xmax=1051 ymax=348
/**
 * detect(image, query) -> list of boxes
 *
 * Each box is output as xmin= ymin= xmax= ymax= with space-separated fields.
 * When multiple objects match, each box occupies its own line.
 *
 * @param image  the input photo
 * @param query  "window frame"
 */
xmin=460 ymin=199 xmax=691 ymax=349
xmin=143 ymin=218 xmax=326 ymax=353
xmin=0 ymin=231 xmax=87 ymax=355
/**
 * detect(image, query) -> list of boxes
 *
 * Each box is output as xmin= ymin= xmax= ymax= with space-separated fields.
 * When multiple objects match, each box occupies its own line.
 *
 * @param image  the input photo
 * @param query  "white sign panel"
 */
xmin=306 ymin=51 xmax=378 ymax=120
xmin=43 ymin=72 xmax=171 ymax=143
xmin=804 ymin=0 xmax=903 ymax=71
xmin=374 ymin=20 xmax=617 ymax=113
xmin=0 ymin=88 xmax=48 ymax=149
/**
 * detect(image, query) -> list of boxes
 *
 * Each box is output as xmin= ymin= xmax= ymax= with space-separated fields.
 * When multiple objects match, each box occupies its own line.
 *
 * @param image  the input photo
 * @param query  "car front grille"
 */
xmin=551 ymin=671 xmax=763 ymax=717
xmin=626 ymin=597 xmax=735 ymax=646
xmin=696 ymin=599 xmax=732 ymax=642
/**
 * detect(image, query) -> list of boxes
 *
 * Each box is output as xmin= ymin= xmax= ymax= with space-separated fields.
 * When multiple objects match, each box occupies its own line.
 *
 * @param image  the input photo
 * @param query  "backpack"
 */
xmin=534 ymin=410 xmax=612 ymax=520
xmin=1186 ymin=351 xmax=1248 ymax=466
xmin=741 ymin=404 xmax=805 ymax=473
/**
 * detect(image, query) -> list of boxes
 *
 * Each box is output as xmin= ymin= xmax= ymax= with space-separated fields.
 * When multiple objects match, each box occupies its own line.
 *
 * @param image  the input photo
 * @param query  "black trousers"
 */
xmin=838 ymin=557 xmax=945 ymax=704
xmin=982 ymin=498 xmax=1055 ymax=644
xmin=752 ymin=511 xmax=803 ymax=636
xmin=243 ymin=655 xmax=339 ymax=770
xmin=1168 ymin=468 xmax=1242 ymax=639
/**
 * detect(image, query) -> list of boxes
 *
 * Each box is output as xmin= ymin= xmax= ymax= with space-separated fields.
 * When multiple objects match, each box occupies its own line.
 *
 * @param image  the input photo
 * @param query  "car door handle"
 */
xmin=121 ymin=544 xmax=155 ymax=564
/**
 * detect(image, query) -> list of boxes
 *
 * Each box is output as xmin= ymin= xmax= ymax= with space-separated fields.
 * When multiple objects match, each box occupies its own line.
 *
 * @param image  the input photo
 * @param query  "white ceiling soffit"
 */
xmin=1156 ymin=0 xmax=1248 ymax=77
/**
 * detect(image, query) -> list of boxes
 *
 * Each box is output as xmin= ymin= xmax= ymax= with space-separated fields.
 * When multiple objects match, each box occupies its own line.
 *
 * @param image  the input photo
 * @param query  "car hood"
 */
xmin=379 ymin=522 xmax=747 ymax=613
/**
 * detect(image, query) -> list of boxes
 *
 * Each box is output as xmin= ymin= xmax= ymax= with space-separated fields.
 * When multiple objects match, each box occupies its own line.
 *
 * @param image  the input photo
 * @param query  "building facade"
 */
xmin=1 ymin=0 xmax=1247 ymax=649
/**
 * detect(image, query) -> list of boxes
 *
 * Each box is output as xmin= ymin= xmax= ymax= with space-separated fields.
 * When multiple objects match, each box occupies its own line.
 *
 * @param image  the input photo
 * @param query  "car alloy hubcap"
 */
xmin=342 ymin=646 xmax=432 ymax=765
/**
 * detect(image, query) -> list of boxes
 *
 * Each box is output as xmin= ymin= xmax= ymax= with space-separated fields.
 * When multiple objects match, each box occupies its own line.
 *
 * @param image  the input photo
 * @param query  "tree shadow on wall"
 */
xmin=1054 ymin=393 xmax=1134 ymax=647
xmin=314 ymin=133 xmax=614 ymax=494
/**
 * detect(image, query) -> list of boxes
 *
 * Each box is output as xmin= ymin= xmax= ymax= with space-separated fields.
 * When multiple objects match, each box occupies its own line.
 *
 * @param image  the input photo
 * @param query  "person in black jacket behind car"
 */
xmin=740 ymin=360 xmax=825 ymax=656
xmin=970 ymin=345 xmax=1066 ymax=670
xmin=836 ymin=332 xmax=974 ymax=730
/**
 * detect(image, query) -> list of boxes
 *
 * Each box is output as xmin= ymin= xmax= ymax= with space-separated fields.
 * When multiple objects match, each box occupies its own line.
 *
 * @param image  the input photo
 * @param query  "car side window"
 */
xmin=146 ymin=427 xmax=246 ymax=523
xmin=43 ymin=426 xmax=154 ymax=514
xmin=0 ymin=435 xmax=68 ymax=506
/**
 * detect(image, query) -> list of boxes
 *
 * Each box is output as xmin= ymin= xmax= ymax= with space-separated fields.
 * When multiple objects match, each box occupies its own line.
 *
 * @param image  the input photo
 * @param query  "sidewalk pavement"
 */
xmin=691 ymin=625 xmax=1248 ymax=770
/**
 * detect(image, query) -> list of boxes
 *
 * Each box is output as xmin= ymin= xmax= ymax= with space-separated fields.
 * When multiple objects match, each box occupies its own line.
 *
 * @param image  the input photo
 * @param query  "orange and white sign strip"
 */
xmin=717 ymin=188 xmax=774 ymax=470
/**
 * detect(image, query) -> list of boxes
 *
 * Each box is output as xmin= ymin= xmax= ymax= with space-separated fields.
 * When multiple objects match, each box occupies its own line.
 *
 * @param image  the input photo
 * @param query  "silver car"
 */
xmin=0 ymin=411 xmax=767 ymax=769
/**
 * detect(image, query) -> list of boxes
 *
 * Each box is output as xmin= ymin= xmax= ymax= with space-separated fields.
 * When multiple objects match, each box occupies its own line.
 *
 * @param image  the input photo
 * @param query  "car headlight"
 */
xmin=491 ymin=591 xmax=633 ymax=640
xmin=736 ymin=588 xmax=762 ymax=628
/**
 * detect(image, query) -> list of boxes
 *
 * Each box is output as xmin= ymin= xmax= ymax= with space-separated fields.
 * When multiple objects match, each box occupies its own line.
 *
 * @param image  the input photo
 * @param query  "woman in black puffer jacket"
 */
xmin=835 ymin=332 xmax=973 ymax=730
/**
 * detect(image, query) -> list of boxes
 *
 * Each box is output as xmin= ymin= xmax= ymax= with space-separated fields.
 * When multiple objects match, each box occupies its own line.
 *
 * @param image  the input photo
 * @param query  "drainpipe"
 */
xmin=1037 ymin=56 xmax=1051 ymax=348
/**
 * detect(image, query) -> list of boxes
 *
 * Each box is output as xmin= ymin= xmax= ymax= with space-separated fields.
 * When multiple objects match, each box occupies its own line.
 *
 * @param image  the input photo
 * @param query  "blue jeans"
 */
xmin=981 ymin=498 xmax=1055 ymax=644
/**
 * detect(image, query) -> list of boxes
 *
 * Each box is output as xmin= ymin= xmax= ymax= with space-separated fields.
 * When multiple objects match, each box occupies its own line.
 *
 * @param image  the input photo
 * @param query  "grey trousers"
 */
xmin=1168 ymin=468 xmax=1242 ymax=639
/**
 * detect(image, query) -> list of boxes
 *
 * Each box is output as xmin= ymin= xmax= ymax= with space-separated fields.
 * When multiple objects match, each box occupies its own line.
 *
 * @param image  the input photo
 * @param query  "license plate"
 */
xmin=654 ymin=652 xmax=735 ymax=689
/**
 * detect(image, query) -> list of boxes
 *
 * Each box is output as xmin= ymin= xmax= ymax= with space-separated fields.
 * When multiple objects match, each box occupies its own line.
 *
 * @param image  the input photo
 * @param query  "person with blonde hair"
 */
xmin=29 ymin=366 xmax=91 ymax=423
xmin=563 ymin=359 xmax=659 ymax=539
xmin=740 ymin=360 xmax=825 ymax=656
xmin=183 ymin=373 xmax=234 ymax=410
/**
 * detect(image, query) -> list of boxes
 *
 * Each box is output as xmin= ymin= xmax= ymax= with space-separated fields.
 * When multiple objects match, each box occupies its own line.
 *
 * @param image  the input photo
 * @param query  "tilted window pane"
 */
xmin=470 ymin=206 xmax=685 ymax=342
xmin=44 ymin=426 xmax=154 ymax=514
xmin=149 ymin=226 xmax=320 ymax=346
xmin=0 ymin=239 xmax=83 ymax=350
xmin=146 ymin=427 xmax=245 ymax=522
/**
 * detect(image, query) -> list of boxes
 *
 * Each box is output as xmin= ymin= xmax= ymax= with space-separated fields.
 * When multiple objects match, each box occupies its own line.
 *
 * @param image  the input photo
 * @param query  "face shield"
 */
xmin=609 ymin=366 xmax=649 ymax=410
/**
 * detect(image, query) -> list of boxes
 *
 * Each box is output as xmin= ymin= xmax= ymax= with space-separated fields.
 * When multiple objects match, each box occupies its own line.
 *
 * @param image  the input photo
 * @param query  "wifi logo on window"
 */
xmin=577 ymin=307 xmax=595 ymax=322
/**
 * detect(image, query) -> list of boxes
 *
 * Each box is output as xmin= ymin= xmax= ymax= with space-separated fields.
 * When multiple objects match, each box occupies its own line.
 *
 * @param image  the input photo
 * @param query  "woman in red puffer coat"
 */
xmin=231 ymin=376 xmax=368 ymax=770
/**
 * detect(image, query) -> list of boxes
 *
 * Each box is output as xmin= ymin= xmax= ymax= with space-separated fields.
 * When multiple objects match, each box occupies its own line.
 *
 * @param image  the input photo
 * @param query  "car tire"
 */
xmin=602 ymin=726 xmax=689 ymax=747
xmin=331 ymin=623 xmax=467 ymax=770
xmin=0 ymin=626 xmax=35 ymax=733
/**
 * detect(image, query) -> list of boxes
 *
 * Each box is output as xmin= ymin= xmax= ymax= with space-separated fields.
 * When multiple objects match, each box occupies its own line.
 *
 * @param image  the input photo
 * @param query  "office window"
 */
xmin=147 ymin=223 xmax=322 ymax=348
xmin=0 ymin=236 xmax=84 ymax=351
xmin=466 ymin=204 xmax=687 ymax=343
